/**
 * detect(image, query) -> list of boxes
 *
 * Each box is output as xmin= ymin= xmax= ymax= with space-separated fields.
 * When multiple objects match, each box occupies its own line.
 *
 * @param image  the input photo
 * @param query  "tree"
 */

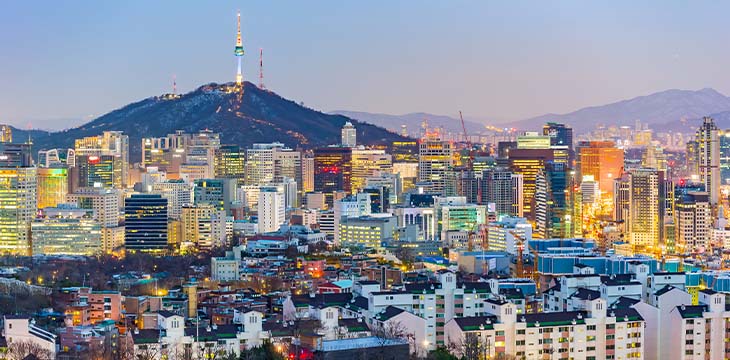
xmin=371 ymin=321 xmax=414 ymax=359
xmin=132 ymin=344 xmax=160 ymax=360
xmin=426 ymin=347 xmax=458 ymax=360
xmin=238 ymin=341 xmax=285 ymax=360
xmin=5 ymin=340 xmax=53 ymax=360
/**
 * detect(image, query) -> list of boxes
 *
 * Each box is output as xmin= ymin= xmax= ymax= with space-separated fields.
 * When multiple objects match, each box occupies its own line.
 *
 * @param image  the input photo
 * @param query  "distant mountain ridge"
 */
xmin=14 ymin=82 xmax=410 ymax=162
xmin=510 ymin=88 xmax=730 ymax=133
xmin=335 ymin=88 xmax=730 ymax=136
xmin=331 ymin=110 xmax=487 ymax=136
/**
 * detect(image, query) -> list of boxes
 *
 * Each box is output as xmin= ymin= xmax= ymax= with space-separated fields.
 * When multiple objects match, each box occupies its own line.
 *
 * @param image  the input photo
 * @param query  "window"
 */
xmin=517 ymin=329 xmax=526 ymax=335
xmin=587 ymin=325 xmax=596 ymax=331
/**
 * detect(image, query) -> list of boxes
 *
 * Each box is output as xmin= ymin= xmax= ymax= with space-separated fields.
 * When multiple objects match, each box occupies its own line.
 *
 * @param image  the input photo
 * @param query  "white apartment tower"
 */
xmin=341 ymin=121 xmax=357 ymax=147
xmin=258 ymin=186 xmax=286 ymax=233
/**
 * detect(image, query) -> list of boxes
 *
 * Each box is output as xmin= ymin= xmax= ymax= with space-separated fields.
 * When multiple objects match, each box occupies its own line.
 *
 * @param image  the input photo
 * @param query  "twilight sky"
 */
xmin=2 ymin=1 xmax=730 ymax=129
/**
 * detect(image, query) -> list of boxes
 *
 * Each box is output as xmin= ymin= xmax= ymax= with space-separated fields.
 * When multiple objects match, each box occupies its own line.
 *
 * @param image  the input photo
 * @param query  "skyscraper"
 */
xmin=508 ymin=148 xmax=556 ymax=222
xmin=245 ymin=143 xmax=299 ymax=186
xmin=628 ymin=168 xmax=661 ymax=250
xmin=577 ymin=141 xmax=624 ymax=200
xmin=480 ymin=168 xmax=523 ymax=217
xmin=418 ymin=132 xmax=453 ymax=195
xmin=181 ymin=204 xmax=227 ymax=251
xmin=534 ymin=161 xmax=570 ymax=239
xmin=695 ymin=117 xmax=720 ymax=205
xmin=75 ymin=155 xmax=124 ymax=189
xmin=351 ymin=149 xmax=392 ymax=193
xmin=74 ymin=131 xmax=129 ymax=188
xmin=258 ymin=186 xmax=286 ymax=233
xmin=719 ymin=130 xmax=730 ymax=185
xmin=214 ymin=145 xmax=245 ymax=180
xmin=341 ymin=121 xmax=357 ymax=147
xmin=543 ymin=122 xmax=574 ymax=161
xmin=675 ymin=191 xmax=711 ymax=253
xmin=37 ymin=167 xmax=68 ymax=209
xmin=0 ymin=125 xmax=11 ymax=143
xmin=314 ymin=147 xmax=353 ymax=207
xmin=124 ymin=194 xmax=168 ymax=252
xmin=0 ymin=166 xmax=36 ymax=255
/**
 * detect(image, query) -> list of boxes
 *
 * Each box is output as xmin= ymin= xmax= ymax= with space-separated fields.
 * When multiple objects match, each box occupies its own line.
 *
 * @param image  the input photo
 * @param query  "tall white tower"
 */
xmin=234 ymin=11 xmax=244 ymax=86
xmin=341 ymin=121 xmax=356 ymax=147
xmin=258 ymin=186 xmax=285 ymax=233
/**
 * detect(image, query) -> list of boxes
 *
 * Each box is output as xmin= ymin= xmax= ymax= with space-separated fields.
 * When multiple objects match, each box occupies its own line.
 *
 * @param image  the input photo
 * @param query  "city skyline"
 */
xmin=4 ymin=1 xmax=730 ymax=129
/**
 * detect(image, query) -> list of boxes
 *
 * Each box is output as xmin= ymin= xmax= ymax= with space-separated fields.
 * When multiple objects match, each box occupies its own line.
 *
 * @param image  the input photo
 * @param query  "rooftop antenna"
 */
xmin=26 ymin=122 xmax=32 ymax=144
xmin=259 ymin=48 xmax=265 ymax=89
xmin=172 ymin=74 xmax=177 ymax=95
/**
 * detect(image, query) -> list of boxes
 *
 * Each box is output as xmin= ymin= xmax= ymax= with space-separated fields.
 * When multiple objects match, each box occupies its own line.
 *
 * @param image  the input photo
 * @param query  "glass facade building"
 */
xmin=124 ymin=194 xmax=168 ymax=252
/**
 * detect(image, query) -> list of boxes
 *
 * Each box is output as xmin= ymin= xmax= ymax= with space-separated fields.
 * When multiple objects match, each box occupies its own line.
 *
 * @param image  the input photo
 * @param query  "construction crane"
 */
xmin=510 ymin=230 xmax=542 ymax=283
xmin=458 ymin=111 xmax=475 ymax=168
xmin=509 ymin=230 xmax=526 ymax=278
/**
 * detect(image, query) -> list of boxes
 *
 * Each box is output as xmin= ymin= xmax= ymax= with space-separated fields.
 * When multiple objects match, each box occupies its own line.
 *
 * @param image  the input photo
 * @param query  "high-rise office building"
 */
xmin=181 ymin=204 xmax=227 ymax=251
xmin=0 ymin=125 xmax=11 ymax=143
xmin=719 ymin=130 xmax=730 ymax=185
xmin=675 ymin=191 xmax=711 ymax=253
xmin=695 ymin=117 xmax=720 ymax=205
xmin=480 ymin=168 xmax=523 ymax=217
xmin=534 ymin=161 xmax=570 ymax=239
xmin=38 ymin=148 xmax=75 ymax=168
xmin=577 ymin=141 xmax=624 ymax=200
xmin=151 ymin=180 xmax=193 ymax=220
xmin=0 ymin=143 xmax=33 ymax=167
xmin=418 ymin=132 xmax=454 ymax=195
xmin=508 ymin=148 xmax=556 ymax=222
xmin=613 ymin=173 xmax=631 ymax=227
xmin=66 ymin=187 xmax=124 ymax=253
xmin=74 ymin=131 xmax=129 ymax=188
xmin=258 ymin=186 xmax=286 ymax=233
xmin=351 ymin=149 xmax=392 ymax=193
xmin=0 ymin=166 xmax=36 ymax=255
xmin=245 ymin=142 xmax=300 ymax=186
xmin=628 ymin=168 xmax=661 ymax=250
xmin=31 ymin=207 xmax=102 ymax=256
xmin=341 ymin=121 xmax=357 ymax=147
xmin=124 ymin=194 xmax=168 ymax=252
xmin=75 ymin=154 xmax=124 ymax=189
xmin=543 ymin=122 xmax=574 ymax=161
xmin=180 ymin=130 xmax=221 ymax=180
xmin=193 ymin=179 xmax=237 ymax=214
xmin=301 ymin=155 xmax=315 ymax=193
xmin=439 ymin=203 xmax=487 ymax=241
xmin=66 ymin=187 xmax=121 ymax=228
xmin=37 ymin=167 xmax=68 ymax=209
xmin=314 ymin=147 xmax=353 ymax=207
xmin=214 ymin=145 xmax=245 ymax=180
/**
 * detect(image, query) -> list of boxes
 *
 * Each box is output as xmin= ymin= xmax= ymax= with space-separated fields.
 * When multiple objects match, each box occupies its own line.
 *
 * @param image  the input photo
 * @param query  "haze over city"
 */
xmin=4 ymin=1 xmax=730 ymax=129
xmin=5 ymin=2 xmax=730 ymax=360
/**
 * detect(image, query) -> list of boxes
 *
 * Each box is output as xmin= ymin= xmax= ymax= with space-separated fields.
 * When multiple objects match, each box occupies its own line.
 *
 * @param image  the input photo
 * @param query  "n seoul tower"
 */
xmin=234 ymin=10 xmax=244 ymax=86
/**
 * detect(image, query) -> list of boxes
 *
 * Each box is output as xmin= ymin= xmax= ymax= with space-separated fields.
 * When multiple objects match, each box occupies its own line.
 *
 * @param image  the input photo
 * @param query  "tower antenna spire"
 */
xmin=234 ymin=10 xmax=244 ymax=86
xmin=258 ymin=48 xmax=265 ymax=89
xmin=172 ymin=74 xmax=177 ymax=95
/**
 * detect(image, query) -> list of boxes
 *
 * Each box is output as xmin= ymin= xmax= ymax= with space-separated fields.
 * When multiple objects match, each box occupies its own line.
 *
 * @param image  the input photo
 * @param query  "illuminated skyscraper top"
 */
xmin=234 ymin=11 xmax=245 ymax=86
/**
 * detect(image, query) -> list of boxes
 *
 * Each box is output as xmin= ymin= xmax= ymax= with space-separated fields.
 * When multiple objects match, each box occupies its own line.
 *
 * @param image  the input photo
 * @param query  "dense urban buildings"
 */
xmin=5 ymin=6 xmax=730 ymax=360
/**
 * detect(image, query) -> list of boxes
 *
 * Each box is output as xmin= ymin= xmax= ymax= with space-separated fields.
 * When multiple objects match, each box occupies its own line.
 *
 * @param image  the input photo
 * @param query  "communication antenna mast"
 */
xmin=259 ymin=48 xmax=265 ymax=89
xmin=172 ymin=74 xmax=177 ymax=95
